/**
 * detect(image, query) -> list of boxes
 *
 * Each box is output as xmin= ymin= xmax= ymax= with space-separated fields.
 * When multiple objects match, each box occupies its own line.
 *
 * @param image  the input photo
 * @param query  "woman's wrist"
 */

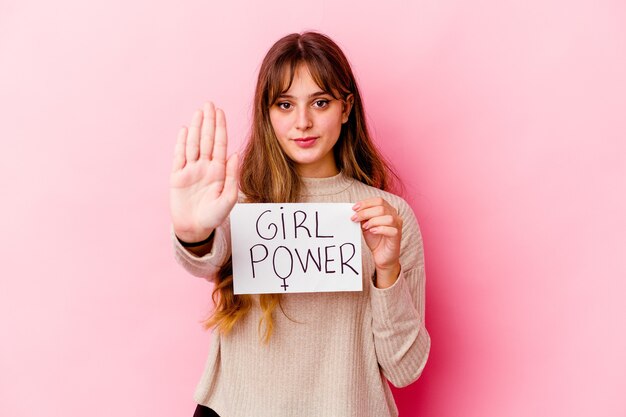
xmin=176 ymin=229 xmax=215 ymax=247
xmin=374 ymin=263 xmax=401 ymax=289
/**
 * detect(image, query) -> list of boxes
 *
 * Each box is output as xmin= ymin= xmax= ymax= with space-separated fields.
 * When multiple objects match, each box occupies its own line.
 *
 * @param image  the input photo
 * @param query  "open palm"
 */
xmin=170 ymin=102 xmax=238 ymax=243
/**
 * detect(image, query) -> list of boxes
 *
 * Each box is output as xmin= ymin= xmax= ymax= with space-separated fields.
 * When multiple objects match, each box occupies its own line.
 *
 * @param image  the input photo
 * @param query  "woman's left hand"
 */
xmin=351 ymin=197 xmax=403 ymax=288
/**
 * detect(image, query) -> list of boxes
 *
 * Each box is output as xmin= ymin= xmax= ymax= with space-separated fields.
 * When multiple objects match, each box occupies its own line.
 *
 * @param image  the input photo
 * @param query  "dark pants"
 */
xmin=193 ymin=404 xmax=220 ymax=417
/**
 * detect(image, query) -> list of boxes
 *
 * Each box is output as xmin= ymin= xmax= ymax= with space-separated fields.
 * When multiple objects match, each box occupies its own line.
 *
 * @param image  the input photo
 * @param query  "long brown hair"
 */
xmin=204 ymin=31 xmax=400 ymax=342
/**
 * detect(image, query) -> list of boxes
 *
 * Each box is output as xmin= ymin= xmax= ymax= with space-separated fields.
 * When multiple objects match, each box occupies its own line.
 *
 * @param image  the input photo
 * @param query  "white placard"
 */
xmin=230 ymin=203 xmax=362 ymax=294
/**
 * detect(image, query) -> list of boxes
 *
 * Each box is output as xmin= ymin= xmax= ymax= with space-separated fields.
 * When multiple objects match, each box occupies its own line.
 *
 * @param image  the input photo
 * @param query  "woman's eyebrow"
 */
xmin=277 ymin=91 xmax=330 ymax=99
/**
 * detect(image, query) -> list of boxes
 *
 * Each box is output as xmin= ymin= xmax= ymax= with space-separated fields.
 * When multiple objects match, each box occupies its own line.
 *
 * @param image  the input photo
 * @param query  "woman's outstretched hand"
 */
xmin=170 ymin=102 xmax=238 ymax=244
xmin=351 ymin=198 xmax=403 ymax=288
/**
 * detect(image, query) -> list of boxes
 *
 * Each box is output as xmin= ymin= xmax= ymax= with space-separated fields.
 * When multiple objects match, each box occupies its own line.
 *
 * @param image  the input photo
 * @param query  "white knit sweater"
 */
xmin=173 ymin=172 xmax=430 ymax=417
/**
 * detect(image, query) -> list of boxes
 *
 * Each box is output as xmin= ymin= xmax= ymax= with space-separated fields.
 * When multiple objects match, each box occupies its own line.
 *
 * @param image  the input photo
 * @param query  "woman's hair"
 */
xmin=204 ymin=31 xmax=400 ymax=342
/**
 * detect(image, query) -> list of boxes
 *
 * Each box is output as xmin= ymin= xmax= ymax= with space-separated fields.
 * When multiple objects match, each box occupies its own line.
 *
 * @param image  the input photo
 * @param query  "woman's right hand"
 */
xmin=169 ymin=102 xmax=239 ymax=244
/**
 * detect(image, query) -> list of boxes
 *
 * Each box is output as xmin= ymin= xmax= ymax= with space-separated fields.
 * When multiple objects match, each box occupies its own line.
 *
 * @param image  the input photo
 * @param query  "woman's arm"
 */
xmin=354 ymin=196 xmax=431 ymax=387
xmin=370 ymin=264 xmax=430 ymax=387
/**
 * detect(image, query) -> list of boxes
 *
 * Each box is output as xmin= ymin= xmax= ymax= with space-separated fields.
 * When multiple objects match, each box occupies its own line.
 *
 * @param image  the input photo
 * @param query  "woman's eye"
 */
xmin=313 ymin=99 xmax=329 ymax=108
xmin=277 ymin=102 xmax=292 ymax=110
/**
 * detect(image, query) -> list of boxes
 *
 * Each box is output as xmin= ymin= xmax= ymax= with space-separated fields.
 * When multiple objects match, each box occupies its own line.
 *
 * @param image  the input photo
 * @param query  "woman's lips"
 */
xmin=292 ymin=137 xmax=318 ymax=148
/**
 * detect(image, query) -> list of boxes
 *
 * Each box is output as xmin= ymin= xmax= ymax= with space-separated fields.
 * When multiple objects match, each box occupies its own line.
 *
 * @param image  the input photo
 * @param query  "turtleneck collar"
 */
xmin=300 ymin=171 xmax=354 ymax=196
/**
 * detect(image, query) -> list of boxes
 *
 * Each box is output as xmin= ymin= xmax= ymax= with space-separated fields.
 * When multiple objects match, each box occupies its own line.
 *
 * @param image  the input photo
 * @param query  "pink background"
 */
xmin=1 ymin=0 xmax=625 ymax=416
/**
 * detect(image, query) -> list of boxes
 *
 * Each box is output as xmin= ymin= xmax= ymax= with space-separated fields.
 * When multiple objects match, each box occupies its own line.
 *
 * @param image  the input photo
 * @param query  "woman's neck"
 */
xmin=295 ymin=161 xmax=339 ymax=178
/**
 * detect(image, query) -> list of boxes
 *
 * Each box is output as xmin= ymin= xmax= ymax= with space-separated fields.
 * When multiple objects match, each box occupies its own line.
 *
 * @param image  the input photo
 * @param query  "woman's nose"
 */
xmin=295 ymin=107 xmax=313 ymax=130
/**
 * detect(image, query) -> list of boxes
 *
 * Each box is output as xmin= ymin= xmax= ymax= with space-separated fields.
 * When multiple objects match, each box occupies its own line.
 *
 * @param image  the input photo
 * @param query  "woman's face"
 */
xmin=269 ymin=64 xmax=353 ymax=178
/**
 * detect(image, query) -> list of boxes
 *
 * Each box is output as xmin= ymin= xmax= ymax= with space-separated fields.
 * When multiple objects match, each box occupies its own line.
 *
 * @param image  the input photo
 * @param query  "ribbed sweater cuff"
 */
xmin=369 ymin=268 xmax=419 ymax=329
xmin=171 ymin=225 xmax=228 ymax=278
xmin=369 ymin=268 xmax=430 ymax=387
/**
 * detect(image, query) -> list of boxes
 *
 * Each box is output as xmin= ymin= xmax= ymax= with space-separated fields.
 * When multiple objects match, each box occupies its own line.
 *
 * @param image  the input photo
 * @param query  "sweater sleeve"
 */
xmin=171 ymin=216 xmax=232 ymax=282
xmin=369 ymin=199 xmax=431 ymax=388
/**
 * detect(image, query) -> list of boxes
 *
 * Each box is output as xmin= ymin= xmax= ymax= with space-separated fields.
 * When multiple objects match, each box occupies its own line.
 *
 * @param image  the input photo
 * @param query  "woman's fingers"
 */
xmin=361 ymin=214 xmax=398 ymax=230
xmin=351 ymin=205 xmax=386 ymax=222
xmin=351 ymin=197 xmax=398 ymax=222
xmin=224 ymin=152 xmax=239 ymax=200
xmin=351 ymin=197 xmax=402 ymax=237
xmin=365 ymin=225 xmax=400 ymax=237
xmin=172 ymin=126 xmax=187 ymax=172
xmin=353 ymin=198 xmax=402 ymax=276
xmin=186 ymin=109 xmax=202 ymax=162
xmin=352 ymin=197 xmax=393 ymax=212
xmin=215 ymin=152 xmax=239 ymax=212
xmin=178 ymin=102 xmax=228 ymax=170
xmin=212 ymin=108 xmax=228 ymax=163
xmin=200 ymin=102 xmax=216 ymax=160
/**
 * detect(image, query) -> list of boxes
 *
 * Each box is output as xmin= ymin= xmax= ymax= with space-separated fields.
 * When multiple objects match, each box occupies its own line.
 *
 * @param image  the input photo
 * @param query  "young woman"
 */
xmin=170 ymin=32 xmax=430 ymax=417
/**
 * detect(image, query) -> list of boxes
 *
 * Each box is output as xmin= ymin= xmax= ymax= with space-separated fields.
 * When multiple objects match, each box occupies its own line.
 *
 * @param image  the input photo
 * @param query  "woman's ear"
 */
xmin=341 ymin=94 xmax=354 ymax=124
